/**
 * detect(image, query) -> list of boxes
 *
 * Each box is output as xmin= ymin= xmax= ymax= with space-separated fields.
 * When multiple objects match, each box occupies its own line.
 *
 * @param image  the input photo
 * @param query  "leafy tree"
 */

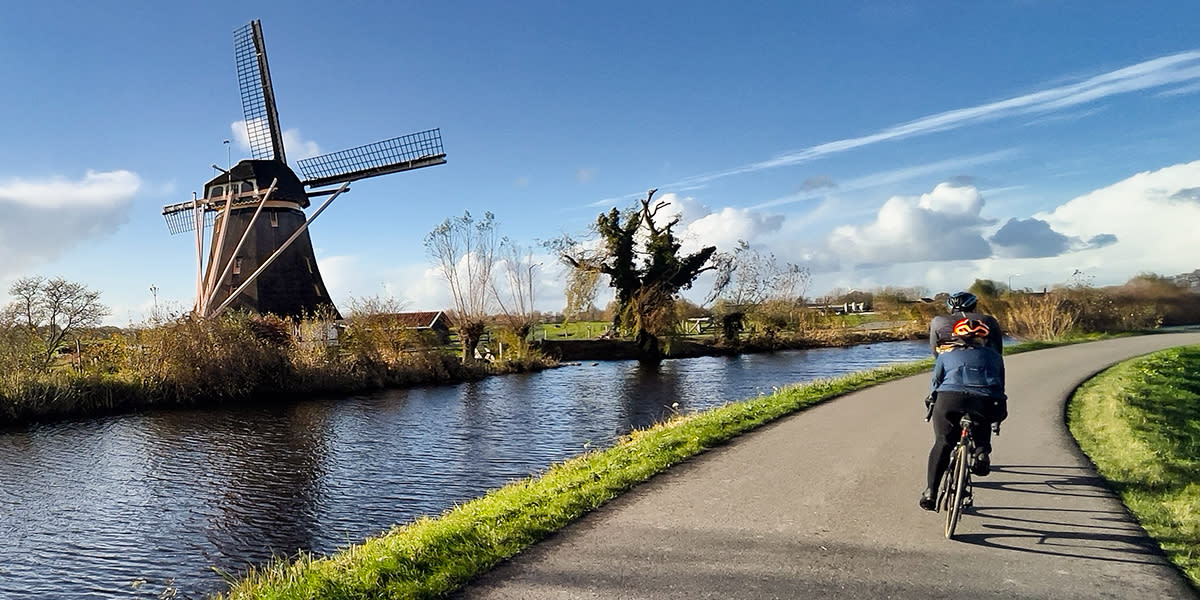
xmin=1 ymin=276 xmax=110 ymax=371
xmin=968 ymin=278 xmax=1002 ymax=301
xmin=559 ymin=189 xmax=718 ymax=359
xmin=425 ymin=211 xmax=498 ymax=362
xmin=562 ymin=265 xmax=601 ymax=322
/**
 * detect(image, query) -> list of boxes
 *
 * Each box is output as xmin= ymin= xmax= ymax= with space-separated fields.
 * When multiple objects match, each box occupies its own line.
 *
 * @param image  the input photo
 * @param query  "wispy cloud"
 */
xmin=752 ymin=149 xmax=1018 ymax=210
xmin=1157 ymin=81 xmax=1200 ymax=97
xmin=1023 ymin=106 xmax=1108 ymax=127
xmin=660 ymin=50 xmax=1200 ymax=192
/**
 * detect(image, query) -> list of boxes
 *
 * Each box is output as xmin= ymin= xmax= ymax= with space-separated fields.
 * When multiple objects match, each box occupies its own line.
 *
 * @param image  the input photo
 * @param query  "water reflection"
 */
xmin=617 ymin=361 xmax=686 ymax=430
xmin=0 ymin=340 xmax=929 ymax=598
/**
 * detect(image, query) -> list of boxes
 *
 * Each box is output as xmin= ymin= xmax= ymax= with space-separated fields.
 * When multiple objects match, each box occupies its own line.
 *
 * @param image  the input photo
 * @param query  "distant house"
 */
xmin=393 ymin=310 xmax=453 ymax=343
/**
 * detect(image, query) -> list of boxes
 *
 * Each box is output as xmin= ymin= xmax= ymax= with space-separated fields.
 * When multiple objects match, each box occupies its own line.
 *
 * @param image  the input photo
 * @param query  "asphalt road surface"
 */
xmin=454 ymin=333 xmax=1200 ymax=600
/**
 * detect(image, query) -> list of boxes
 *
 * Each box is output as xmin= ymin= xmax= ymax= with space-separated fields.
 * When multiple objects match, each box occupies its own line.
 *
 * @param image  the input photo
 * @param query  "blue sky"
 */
xmin=3 ymin=1 xmax=1200 ymax=325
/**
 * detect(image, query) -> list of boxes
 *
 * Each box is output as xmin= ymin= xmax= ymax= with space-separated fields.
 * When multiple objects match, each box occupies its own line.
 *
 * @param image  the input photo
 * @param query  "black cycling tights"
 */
xmin=926 ymin=391 xmax=995 ymax=491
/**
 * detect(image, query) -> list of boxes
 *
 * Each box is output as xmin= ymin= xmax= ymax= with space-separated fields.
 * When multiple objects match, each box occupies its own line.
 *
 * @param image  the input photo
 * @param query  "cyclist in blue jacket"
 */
xmin=919 ymin=317 xmax=1008 ymax=511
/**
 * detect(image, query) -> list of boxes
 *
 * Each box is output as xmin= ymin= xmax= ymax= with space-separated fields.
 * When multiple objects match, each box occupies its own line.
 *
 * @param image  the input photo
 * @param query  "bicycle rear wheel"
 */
xmin=936 ymin=450 xmax=955 ymax=512
xmin=943 ymin=444 xmax=969 ymax=538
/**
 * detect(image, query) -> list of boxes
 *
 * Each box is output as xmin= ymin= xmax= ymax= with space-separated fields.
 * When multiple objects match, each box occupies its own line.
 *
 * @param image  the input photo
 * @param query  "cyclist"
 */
xmin=929 ymin=291 xmax=1004 ymax=356
xmin=919 ymin=317 xmax=1008 ymax=511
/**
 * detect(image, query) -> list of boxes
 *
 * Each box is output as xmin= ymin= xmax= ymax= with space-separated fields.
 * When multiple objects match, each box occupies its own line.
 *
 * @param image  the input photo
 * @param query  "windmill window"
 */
xmin=241 ymin=182 xmax=255 ymax=194
xmin=209 ymin=185 xmax=224 ymax=199
xmin=233 ymin=257 xmax=242 ymax=275
xmin=270 ymin=212 xmax=278 ymax=228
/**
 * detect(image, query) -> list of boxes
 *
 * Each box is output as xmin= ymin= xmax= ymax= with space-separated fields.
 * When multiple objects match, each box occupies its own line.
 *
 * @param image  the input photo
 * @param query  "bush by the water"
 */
xmin=0 ymin=311 xmax=551 ymax=426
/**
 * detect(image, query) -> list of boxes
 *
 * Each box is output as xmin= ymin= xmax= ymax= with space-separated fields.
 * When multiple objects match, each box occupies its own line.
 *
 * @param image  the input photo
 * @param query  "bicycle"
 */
xmin=931 ymin=412 xmax=1000 ymax=539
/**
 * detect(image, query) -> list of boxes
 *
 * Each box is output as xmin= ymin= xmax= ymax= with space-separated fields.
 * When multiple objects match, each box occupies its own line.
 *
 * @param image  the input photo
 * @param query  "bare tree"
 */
xmin=491 ymin=239 xmax=540 ymax=355
xmin=424 ymin=211 xmax=499 ymax=362
xmin=710 ymin=240 xmax=810 ymax=307
xmin=2 ymin=276 xmax=110 ymax=371
xmin=341 ymin=294 xmax=414 ymax=363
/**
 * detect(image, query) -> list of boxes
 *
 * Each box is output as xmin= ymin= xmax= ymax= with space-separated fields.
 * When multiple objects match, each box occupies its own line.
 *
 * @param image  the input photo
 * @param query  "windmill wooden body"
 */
xmin=162 ymin=20 xmax=445 ymax=319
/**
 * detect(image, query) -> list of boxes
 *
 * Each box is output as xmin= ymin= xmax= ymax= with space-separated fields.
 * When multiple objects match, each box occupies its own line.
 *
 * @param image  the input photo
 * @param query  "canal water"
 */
xmin=0 ymin=340 xmax=929 ymax=598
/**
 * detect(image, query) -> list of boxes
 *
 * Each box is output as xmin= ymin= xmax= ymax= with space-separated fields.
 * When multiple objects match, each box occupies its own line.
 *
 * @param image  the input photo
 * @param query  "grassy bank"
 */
xmin=1068 ymin=344 xmax=1200 ymax=586
xmin=215 ymin=358 xmax=935 ymax=599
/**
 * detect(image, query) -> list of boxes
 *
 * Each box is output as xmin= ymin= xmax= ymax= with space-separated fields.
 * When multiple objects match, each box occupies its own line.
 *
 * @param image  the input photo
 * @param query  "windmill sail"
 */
xmin=297 ymin=128 xmax=446 ymax=188
xmin=162 ymin=200 xmax=217 ymax=234
xmin=235 ymin=20 xmax=286 ymax=163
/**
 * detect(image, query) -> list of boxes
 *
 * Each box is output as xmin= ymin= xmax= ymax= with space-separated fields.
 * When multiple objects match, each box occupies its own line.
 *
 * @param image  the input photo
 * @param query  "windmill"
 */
xmin=161 ymin=19 xmax=446 ymax=319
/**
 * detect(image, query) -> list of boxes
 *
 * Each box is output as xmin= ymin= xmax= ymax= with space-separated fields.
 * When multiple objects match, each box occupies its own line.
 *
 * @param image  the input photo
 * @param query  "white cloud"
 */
xmin=316 ymin=254 xmax=447 ymax=312
xmin=0 ymin=170 xmax=139 ymax=208
xmin=803 ymin=159 xmax=1200 ymax=297
xmin=645 ymin=192 xmax=785 ymax=254
xmin=230 ymin=120 xmax=252 ymax=152
xmin=283 ymin=129 xmax=321 ymax=160
xmin=230 ymin=120 xmax=321 ymax=161
xmin=321 ymin=253 xmax=574 ymax=316
xmin=1034 ymin=159 xmax=1200 ymax=279
xmin=653 ymin=192 xmax=711 ymax=226
xmin=685 ymin=207 xmax=784 ymax=251
xmin=385 ymin=263 xmax=450 ymax=311
xmin=821 ymin=183 xmax=994 ymax=268
xmin=0 ymin=170 xmax=139 ymax=277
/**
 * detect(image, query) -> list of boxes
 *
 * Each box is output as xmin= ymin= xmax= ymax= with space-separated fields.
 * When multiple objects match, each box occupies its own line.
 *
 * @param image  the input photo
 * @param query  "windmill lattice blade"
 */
xmin=234 ymin=21 xmax=285 ymax=162
xmin=162 ymin=202 xmax=217 ymax=235
xmin=297 ymin=128 xmax=446 ymax=188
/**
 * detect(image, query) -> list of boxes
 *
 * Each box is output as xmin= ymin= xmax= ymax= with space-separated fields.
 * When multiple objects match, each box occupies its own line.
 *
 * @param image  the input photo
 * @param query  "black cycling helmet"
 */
xmin=946 ymin=291 xmax=978 ymax=313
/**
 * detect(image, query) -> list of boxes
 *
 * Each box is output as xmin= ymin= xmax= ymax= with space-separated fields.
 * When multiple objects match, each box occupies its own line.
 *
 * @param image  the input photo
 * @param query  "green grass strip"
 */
xmin=1068 ymin=344 xmax=1200 ymax=586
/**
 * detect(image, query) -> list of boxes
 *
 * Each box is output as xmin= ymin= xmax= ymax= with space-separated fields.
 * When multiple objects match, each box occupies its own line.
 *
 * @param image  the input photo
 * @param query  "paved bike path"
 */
xmin=454 ymin=333 xmax=1200 ymax=599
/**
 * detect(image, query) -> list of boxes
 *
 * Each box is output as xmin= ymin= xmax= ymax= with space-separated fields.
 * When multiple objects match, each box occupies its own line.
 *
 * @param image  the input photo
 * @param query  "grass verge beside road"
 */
xmin=216 ymin=358 xmax=935 ymax=599
xmin=1068 ymin=344 xmax=1200 ymax=587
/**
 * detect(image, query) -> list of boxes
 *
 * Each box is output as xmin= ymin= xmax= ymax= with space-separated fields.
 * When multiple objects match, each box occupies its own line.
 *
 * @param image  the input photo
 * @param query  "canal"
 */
xmin=0 ymin=340 xmax=929 ymax=598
